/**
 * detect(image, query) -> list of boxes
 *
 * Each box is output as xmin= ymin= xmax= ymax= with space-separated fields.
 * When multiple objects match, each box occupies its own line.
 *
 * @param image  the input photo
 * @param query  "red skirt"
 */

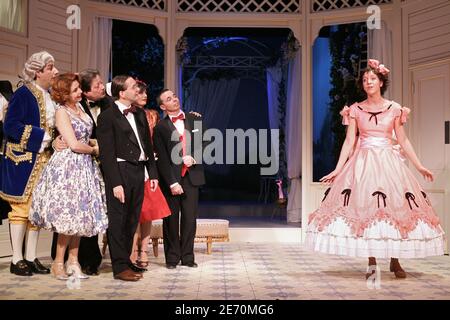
xmin=139 ymin=181 xmax=171 ymax=223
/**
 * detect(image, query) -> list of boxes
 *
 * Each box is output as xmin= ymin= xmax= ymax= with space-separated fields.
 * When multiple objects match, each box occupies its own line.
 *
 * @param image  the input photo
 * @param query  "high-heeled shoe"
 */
xmin=130 ymin=249 xmax=140 ymax=265
xmin=137 ymin=250 xmax=149 ymax=268
xmin=51 ymin=262 xmax=69 ymax=280
xmin=390 ymin=260 xmax=406 ymax=279
xmin=66 ymin=261 xmax=89 ymax=279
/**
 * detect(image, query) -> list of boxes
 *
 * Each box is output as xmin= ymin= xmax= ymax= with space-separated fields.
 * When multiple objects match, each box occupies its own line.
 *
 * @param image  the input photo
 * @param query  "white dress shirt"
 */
xmin=169 ymin=111 xmax=185 ymax=135
xmin=169 ymin=111 xmax=187 ymax=189
xmin=87 ymin=99 xmax=101 ymax=125
xmin=115 ymin=101 xmax=149 ymax=180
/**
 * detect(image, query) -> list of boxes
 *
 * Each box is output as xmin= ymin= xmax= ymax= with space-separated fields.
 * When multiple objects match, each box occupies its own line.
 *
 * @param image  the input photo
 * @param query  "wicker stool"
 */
xmin=150 ymin=218 xmax=229 ymax=256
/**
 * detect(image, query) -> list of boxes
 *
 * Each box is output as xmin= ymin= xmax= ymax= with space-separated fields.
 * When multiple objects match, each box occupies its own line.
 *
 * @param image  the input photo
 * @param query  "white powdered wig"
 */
xmin=22 ymin=51 xmax=55 ymax=82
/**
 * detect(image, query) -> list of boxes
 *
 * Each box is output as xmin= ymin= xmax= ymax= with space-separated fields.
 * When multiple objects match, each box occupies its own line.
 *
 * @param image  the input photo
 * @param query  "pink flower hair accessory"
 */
xmin=367 ymin=59 xmax=390 ymax=76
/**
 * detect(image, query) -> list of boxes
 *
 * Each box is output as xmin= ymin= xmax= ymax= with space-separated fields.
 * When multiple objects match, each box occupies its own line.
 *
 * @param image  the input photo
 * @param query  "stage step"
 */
xmin=230 ymin=227 xmax=302 ymax=243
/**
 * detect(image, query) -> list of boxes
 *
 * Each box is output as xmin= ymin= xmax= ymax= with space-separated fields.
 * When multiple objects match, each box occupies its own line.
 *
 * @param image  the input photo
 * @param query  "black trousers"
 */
xmin=162 ymin=173 xmax=199 ymax=265
xmin=106 ymin=161 xmax=145 ymax=276
xmin=50 ymin=233 xmax=102 ymax=270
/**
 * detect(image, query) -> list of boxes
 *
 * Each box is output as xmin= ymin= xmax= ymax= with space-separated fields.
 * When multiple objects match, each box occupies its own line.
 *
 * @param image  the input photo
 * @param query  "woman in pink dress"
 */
xmin=130 ymin=81 xmax=171 ymax=268
xmin=305 ymin=59 xmax=445 ymax=279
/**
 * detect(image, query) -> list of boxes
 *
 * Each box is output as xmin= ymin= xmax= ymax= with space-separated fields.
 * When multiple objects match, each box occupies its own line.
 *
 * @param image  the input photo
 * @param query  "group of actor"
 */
xmin=0 ymin=50 xmax=446 ymax=283
xmin=0 ymin=51 xmax=205 ymax=282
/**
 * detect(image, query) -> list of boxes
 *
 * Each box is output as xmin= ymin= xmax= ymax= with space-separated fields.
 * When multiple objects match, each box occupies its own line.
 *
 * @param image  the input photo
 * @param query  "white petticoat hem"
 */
xmin=305 ymin=218 xmax=445 ymax=259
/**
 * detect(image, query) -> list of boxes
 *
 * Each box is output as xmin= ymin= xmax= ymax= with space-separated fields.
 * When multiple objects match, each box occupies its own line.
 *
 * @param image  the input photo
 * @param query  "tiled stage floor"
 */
xmin=1 ymin=242 xmax=449 ymax=300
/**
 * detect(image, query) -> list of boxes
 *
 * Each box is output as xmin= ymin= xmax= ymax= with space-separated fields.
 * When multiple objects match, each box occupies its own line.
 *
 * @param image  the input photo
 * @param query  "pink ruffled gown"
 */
xmin=305 ymin=102 xmax=445 ymax=258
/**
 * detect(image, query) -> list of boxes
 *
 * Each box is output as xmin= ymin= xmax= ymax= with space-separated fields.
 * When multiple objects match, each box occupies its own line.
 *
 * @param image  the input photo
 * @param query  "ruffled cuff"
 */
xmin=400 ymin=107 xmax=410 ymax=124
xmin=394 ymin=106 xmax=411 ymax=124
xmin=340 ymin=105 xmax=355 ymax=125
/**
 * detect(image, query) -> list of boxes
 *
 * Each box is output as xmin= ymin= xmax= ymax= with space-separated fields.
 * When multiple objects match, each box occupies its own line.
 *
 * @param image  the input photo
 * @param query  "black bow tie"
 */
xmin=88 ymin=101 xmax=98 ymax=109
xmin=123 ymin=105 xmax=137 ymax=116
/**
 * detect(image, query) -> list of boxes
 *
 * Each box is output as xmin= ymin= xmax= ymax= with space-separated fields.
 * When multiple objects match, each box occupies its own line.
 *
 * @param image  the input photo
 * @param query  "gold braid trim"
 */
xmin=0 ymin=151 xmax=49 ymax=203
xmin=25 ymin=83 xmax=48 ymax=132
xmin=4 ymin=125 xmax=34 ymax=165
xmin=19 ymin=125 xmax=32 ymax=149
xmin=5 ymin=143 xmax=32 ymax=164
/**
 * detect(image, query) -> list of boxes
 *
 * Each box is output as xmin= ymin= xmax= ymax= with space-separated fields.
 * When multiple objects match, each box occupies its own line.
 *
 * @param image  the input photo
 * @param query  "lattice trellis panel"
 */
xmin=312 ymin=0 xmax=392 ymax=12
xmin=177 ymin=0 xmax=301 ymax=13
xmin=184 ymin=56 xmax=272 ymax=68
xmin=91 ymin=0 xmax=166 ymax=11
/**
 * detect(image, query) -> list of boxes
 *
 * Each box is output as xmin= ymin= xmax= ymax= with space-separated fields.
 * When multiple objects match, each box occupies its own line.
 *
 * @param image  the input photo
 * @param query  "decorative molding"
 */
xmin=177 ymin=0 xmax=301 ymax=13
xmin=90 ymin=0 xmax=166 ymax=11
xmin=311 ymin=0 xmax=392 ymax=13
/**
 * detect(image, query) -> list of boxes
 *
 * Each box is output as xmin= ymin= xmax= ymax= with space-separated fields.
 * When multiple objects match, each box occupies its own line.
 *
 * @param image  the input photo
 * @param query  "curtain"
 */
xmin=286 ymin=50 xmax=302 ymax=223
xmin=368 ymin=20 xmax=393 ymax=99
xmin=86 ymin=17 xmax=112 ymax=82
xmin=266 ymin=62 xmax=282 ymax=201
xmin=184 ymin=78 xmax=240 ymax=132
xmin=177 ymin=67 xmax=183 ymax=106
xmin=266 ymin=54 xmax=302 ymax=223
xmin=0 ymin=0 xmax=25 ymax=33
xmin=184 ymin=78 xmax=240 ymax=175
xmin=266 ymin=63 xmax=282 ymax=131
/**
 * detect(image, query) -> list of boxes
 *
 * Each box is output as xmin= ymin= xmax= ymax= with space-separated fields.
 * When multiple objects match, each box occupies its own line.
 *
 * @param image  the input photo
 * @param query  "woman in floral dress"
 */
xmin=30 ymin=73 xmax=108 ymax=280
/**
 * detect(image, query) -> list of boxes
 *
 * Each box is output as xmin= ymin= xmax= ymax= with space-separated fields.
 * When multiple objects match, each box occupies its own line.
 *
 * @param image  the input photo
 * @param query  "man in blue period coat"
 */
xmin=0 ymin=51 xmax=59 ymax=276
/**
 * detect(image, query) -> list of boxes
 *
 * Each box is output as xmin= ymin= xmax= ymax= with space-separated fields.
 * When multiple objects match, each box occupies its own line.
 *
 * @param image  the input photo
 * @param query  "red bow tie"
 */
xmin=123 ymin=105 xmax=137 ymax=116
xmin=171 ymin=113 xmax=185 ymax=123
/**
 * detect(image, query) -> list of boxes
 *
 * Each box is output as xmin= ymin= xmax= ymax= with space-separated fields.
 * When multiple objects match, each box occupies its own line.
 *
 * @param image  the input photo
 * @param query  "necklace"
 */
xmin=65 ymin=104 xmax=81 ymax=116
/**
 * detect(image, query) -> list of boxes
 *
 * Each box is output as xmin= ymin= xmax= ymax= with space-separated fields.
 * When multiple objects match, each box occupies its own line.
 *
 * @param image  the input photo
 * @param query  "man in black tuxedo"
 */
xmin=78 ymin=69 xmax=114 ymax=135
xmin=153 ymin=89 xmax=206 ymax=269
xmin=50 ymin=69 xmax=113 ymax=275
xmin=97 ymin=75 xmax=158 ymax=281
xmin=77 ymin=69 xmax=114 ymax=274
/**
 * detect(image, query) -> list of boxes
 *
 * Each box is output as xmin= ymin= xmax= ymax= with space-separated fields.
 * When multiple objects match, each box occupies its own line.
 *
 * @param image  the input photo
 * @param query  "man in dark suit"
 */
xmin=153 ymin=89 xmax=206 ymax=269
xmin=50 ymin=69 xmax=114 ymax=275
xmin=97 ymin=75 xmax=158 ymax=281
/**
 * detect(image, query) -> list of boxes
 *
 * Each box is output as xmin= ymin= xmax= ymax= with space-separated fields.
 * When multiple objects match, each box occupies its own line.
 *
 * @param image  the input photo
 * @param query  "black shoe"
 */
xmin=129 ymin=263 xmax=147 ymax=273
xmin=25 ymin=258 xmax=50 ymax=274
xmin=10 ymin=260 xmax=33 ymax=276
xmin=166 ymin=263 xmax=177 ymax=269
xmin=181 ymin=262 xmax=198 ymax=268
xmin=82 ymin=266 xmax=99 ymax=276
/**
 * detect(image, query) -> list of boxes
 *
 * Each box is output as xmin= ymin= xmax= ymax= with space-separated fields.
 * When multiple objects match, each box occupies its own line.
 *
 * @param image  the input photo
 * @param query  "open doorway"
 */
xmin=178 ymin=28 xmax=300 ymax=227
xmin=111 ymin=19 xmax=164 ymax=110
